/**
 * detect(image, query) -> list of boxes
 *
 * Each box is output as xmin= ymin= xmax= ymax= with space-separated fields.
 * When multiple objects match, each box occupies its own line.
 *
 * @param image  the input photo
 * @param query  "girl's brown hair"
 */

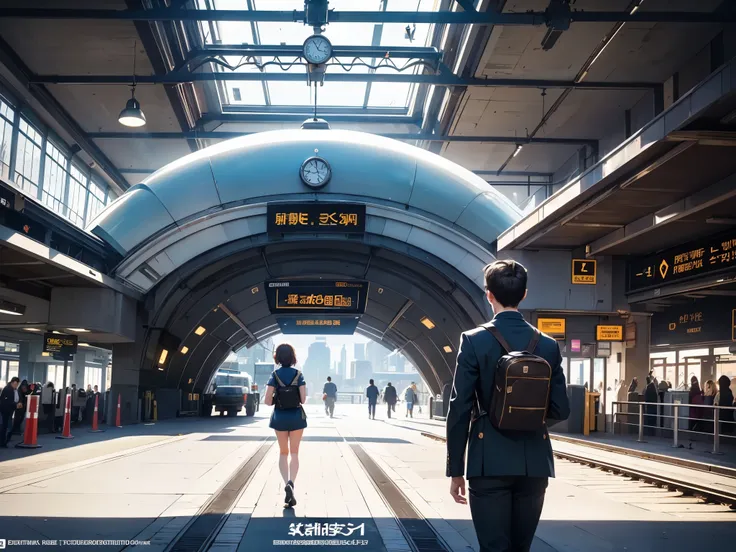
xmin=273 ymin=343 xmax=297 ymax=367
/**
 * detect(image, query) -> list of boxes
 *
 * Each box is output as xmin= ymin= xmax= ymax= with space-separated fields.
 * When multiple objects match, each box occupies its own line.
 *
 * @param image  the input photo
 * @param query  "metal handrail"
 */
xmin=611 ymin=400 xmax=736 ymax=454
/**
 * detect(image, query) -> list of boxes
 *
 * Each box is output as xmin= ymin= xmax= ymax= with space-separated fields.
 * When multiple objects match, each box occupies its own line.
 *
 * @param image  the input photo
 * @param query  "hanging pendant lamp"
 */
xmin=118 ymin=41 xmax=146 ymax=127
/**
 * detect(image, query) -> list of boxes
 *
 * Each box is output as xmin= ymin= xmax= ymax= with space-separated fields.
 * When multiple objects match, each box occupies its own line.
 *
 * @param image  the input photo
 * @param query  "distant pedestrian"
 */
xmin=404 ymin=384 xmax=417 ymax=418
xmin=703 ymin=379 xmax=718 ymax=434
xmin=0 ymin=377 xmax=21 ymax=447
xmin=628 ymin=377 xmax=639 ymax=394
xmin=383 ymin=382 xmax=397 ymax=418
xmin=644 ymin=376 xmax=658 ymax=435
xmin=688 ymin=376 xmax=703 ymax=432
xmin=264 ymin=343 xmax=306 ymax=509
xmin=323 ymin=376 xmax=337 ymax=418
xmin=366 ymin=379 xmax=379 ymax=420
xmin=714 ymin=375 xmax=734 ymax=435
xmin=11 ymin=380 xmax=29 ymax=435
xmin=412 ymin=383 xmax=422 ymax=414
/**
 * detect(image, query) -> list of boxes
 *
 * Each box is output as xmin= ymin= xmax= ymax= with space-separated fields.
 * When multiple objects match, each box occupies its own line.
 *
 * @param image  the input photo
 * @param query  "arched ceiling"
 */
xmin=89 ymin=128 xmax=520 ymax=394
xmin=141 ymin=236 xmax=491 ymax=396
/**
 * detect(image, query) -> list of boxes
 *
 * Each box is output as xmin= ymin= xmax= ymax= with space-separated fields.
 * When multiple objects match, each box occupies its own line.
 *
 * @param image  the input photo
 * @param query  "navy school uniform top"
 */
xmin=267 ymin=366 xmax=307 ymax=432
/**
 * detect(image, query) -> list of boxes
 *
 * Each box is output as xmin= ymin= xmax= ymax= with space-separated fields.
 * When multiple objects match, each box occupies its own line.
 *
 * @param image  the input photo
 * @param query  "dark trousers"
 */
xmin=368 ymin=401 xmax=376 ymax=418
xmin=12 ymin=407 xmax=25 ymax=434
xmin=387 ymin=402 xmax=395 ymax=418
xmin=0 ymin=410 xmax=13 ymax=446
xmin=469 ymin=476 xmax=548 ymax=552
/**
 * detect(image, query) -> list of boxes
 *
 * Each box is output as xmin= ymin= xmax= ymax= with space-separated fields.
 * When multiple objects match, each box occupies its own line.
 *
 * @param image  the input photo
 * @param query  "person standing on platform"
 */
xmin=366 ymin=379 xmax=379 ymax=420
xmin=264 ymin=343 xmax=307 ymax=509
xmin=383 ymin=382 xmax=397 ymax=419
xmin=0 ymin=377 xmax=21 ymax=448
xmin=714 ymin=375 xmax=734 ymax=435
xmin=323 ymin=376 xmax=337 ymax=418
xmin=688 ymin=376 xmax=703 ymax=432
xmin=11 ymin=380 xmax=29 ymax=436
xmin=404 ymin=384 xmax=417 ymax=418
xmin=643 ymin=376 xmax=659 ymax=435
xmin=446 ymin=260 xmax=570 ymax=552
xmin=412 ymin=383 xmax=422 ymax=414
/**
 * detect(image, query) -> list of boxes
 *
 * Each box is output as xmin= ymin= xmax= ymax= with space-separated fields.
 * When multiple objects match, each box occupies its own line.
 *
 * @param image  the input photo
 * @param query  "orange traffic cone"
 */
xmin=115 ymin=393 xmax=122 ymax=428
xmin=16 ymin=395 xmax=42 ymax=449
xmin=89 ymin=394 xmax=104 ymax=433
xmin=56 ymin=393 xmax=74 ymax=439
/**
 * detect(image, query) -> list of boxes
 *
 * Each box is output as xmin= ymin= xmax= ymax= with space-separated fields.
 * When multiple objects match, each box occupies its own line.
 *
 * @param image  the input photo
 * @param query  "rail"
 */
xmin=611 ymin=400 xmax=736 ymax=454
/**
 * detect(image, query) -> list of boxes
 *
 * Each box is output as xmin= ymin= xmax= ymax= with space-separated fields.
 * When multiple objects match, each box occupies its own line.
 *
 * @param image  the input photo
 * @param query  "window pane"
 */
xmin=85 ymin=177 xmax=107 ymax=223
xmin=15 ymin=118 xmax=42 ymax=197
xmin=68 ymin=164 xmax=89 ymax=227
xmin=0 ymin=97 xmax=14 ymax=181
xmin=43 ymin=141 xmax=69 ymax=215
xmin=84 ymin=366 xmax=103 ymax=390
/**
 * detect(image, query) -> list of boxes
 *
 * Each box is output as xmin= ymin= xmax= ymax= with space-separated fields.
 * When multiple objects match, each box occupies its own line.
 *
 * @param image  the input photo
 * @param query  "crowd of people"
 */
xmin=0 ymin=378 xmax=103 ymax=447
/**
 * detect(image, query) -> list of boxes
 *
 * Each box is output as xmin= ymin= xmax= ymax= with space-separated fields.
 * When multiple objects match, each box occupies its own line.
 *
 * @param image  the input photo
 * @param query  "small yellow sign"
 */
xmin=572 ymin=259 xmax=597 ymax=285
xmin=596 ymin=325 xmax=623 ymax=341
xmin=538 ymin=318 xmax=566 ymax=339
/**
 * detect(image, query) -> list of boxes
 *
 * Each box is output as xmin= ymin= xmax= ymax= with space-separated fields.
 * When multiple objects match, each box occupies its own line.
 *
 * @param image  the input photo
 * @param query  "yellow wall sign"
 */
xmin=538 ymin=318 xmax=566 ymax=339
xmin=596 ymin=325 xmax=623 ymax=341
xmin=572 ymin=259 xmax=597 ymax=284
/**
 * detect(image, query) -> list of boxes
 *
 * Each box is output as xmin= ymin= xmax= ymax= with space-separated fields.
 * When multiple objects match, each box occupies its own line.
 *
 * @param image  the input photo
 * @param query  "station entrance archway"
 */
xmin=90 ymin=126 xmax=520 ymax=417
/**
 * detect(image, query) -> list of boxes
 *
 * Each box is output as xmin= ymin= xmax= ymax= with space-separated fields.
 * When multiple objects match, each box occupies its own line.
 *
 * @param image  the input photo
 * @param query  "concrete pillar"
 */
xmin=622 ymin=313 xmax=651 ymax=387
xmin=109 ymin=341 xmax=142 ymax=426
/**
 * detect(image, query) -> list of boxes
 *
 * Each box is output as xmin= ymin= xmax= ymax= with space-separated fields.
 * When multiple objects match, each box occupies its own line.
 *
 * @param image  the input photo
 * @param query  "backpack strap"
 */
xmin=483 ymin=325 xmax=513 ymax=353
xmin=272 ymin=371 xmax=286 ymax=388
xmin=526 ymin=328 xmax=541 ymax=354
xmin=289 ymin=370 xmax=302 ymax=386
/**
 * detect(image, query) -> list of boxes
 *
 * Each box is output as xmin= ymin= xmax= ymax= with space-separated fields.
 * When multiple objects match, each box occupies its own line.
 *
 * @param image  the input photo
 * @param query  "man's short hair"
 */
xmin=484 ymin=260 xmax=527 ymax=308
xmin=369 ymin=379 xmax=374 ymax=384
xmin=10 ymin=377 xmax=20 ymax=384
xmin=327 ymin=376 xmax=332 ymax=382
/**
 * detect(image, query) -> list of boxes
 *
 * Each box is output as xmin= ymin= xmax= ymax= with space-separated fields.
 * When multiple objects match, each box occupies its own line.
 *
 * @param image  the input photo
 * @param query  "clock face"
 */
xmin=300 ymin=157 xmax=331 ymax=188
xmin=303 ymin=35 xmax=332 ymax=65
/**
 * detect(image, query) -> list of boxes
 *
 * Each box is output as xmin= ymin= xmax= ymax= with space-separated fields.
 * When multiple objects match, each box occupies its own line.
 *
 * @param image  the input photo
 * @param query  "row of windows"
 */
xmin=0 ymin=95 xmax=119 ymax=229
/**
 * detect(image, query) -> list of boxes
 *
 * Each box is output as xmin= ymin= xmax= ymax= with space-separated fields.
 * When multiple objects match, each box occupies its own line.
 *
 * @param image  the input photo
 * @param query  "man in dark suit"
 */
xmin=1 ymin=377 xmax=21 ymax=447
xmin=446 ymin=260 xmax=570 ymax=552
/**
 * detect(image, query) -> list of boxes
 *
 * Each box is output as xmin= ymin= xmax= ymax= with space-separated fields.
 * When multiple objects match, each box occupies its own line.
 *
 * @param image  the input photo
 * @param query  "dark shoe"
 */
xmin=284 ymin=481 xmax=296 ymax=508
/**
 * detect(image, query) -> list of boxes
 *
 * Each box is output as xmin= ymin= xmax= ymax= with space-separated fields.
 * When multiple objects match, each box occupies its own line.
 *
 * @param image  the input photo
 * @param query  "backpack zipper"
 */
xmin=509 ymin=406 xmax=545 ymax=412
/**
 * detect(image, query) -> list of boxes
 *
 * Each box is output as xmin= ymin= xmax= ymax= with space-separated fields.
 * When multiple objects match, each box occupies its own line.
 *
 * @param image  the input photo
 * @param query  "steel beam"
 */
xmin=2 ymin=8 xmax=734 ymax=24
xmin=86 ymin=130 xmax=596 ymax=145
xmin=0 ymin=37 xmax=129 ymax=192
xmin=189 ymin=44 xmax=443 ymax=60
xmin=587 ymin=170 xmax=736 ymax=256
xmin=199 ymin=113 xmax=421 ymax=124
xmin=32 ymin=72 xmax=657 ymax=90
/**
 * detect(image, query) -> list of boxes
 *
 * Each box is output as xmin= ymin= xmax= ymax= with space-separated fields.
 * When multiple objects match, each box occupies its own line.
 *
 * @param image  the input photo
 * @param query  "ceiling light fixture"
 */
xmin=194 ymin=326 xmax=206 ymax=336
xmin=67 ymin=328 xmax=90 ymax=333
xmin=420 ymin=317 xmax=435 ymax=330
xmin=443 ymin=345 xmax=453 ymax=353
xmin=180 ymin=346 xmax=189 ymax=354
xmin=23 ymin=328 xmax=41 ymax=332
xmin=118 ymin=41 xmax=146 ymax=127
xmin=78 ymin=343 xmax=91 ymax=347
xmin=513 ymin=145 xmax=523 ymax=158
xmin=0 ymin=299 xmax=25 ymax=316
xmin=630 ymin=0 xmax=644 ymax=15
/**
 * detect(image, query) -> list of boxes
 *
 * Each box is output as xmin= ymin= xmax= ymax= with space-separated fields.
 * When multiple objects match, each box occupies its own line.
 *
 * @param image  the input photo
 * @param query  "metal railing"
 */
xmin=611 ymin=400 xmax=736 ymax=454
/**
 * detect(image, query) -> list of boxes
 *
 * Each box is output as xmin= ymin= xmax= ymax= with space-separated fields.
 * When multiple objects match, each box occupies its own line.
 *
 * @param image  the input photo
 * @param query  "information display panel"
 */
xmin=267 ymin=203 xmax=366 ymax=234
xmin=277 ymin=316 xmax=360 ymax=335
xmin=651 ymin=297 xmax=736 ymax=346
xmin=628 ymin=230 xmax=736 ymax=292
xmin=43 ymin=333 xmax=78 ymax=356
xmin=266 ymin=280 xmax=369 ymax=315
xmin=537 ymin=318 xmax=566 ymax=339
xmin=596 ymin=325 xmax=623 ymax=341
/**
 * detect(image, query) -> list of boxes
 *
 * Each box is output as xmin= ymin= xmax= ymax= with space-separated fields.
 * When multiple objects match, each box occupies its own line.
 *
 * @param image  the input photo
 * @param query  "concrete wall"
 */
xmin=49 ymin=288 xmax=137 ymax=341
xmin=503 ymin=250 xmax=613 ymax=312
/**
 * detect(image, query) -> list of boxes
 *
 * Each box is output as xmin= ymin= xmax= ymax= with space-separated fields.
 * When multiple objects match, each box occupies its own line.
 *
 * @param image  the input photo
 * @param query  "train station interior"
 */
xmin=0 ymin=2 xmax=736 ymax=551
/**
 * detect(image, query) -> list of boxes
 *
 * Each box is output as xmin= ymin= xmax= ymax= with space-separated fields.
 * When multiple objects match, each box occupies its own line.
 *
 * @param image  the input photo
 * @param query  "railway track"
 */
xmin=419 ymin=430 xmax=736 ymax=509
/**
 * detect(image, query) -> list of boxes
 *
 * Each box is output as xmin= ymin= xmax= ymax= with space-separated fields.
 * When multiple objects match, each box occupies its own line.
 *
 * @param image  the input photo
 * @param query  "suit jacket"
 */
xmin=0 ymin=385 xmax=17 ymax=414
xmin=446 ymin=311 xmax=570 ymax=479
